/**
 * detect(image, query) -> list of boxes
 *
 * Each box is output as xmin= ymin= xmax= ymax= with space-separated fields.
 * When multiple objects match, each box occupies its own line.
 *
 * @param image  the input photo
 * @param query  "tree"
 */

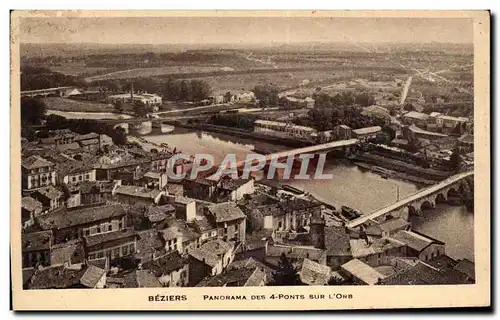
xmin=21 ymin=97 xmax=46 ymax=125
xmin=270 ymin=253 xmax=303 ymax=286
xmin=382 ymin=125 xmax=396 ymax=141
xmin=450 ymin=145 xmax=462 ymax=172
xmin=252 ymin=84 xmax=279 ymax=107
xmin=113 ymin=100 xmax=124 ymax=113
xmin=328 ymin=276 xmax=347 ymax=285
xmin=224 ymin=91 xmax=232 ymax=103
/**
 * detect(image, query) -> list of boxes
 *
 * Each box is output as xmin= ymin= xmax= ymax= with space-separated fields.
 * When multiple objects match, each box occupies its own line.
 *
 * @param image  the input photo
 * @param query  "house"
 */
xmin=187 ymin=239 xmax=235 ymax=286
xmin=145 ymin=204 xmax=176 ymax=229
xmin=39 ymin=129 xmax=77 ymax=146
xmin=436 ymin=115 xmax=469 ymax=134
xmin=351 ymin=126 xmax=382 ymax=140
xmin=217 ymin=177 xmax=255 ymax=201
xmin=226 ymin=256 xmax=275 ymax=284
xmin=85 ymin=228 xmax=138 ymax=262
xmin=349 ymin=237 xmax=406 ymax=268
xmin=402 ymin=125 xmax=448 ymax=143
xmin=261 ymin=198 xmax=321 ymax=232
xmin=305 ymin=97 xmax=315 ymax=108
xmin=167 ymin=196 xmax=197 ymax=223
xmin=253 ymin=120 xmax=318 ymax=142
xmin=123 ymin=269 xmax=162 ymax=288
xmin=266 ymin=245 xmax=327 ymax=267
xmin=36 ymin=203 xmax=127 ymax=244
xmin=134 ymin=229 xmax=167 ymax=264
xmin=27 ymin=265 xmax=88 ymax=289
xmin=31 ymin=185 xmax=64 ymax=213
xmin=380 ymin=261 xmax=473 ymax=285
xmin=79 ymin=180 xmax=115 ymax=206
xmin=234 ymin=91 xmax=255 ymax=103
xmin=392 ymin=230 xmax=445 ymax=262
xmin=365 ymin=218 xmax=410 ymax=238
xmin=340 ymin=258 xmax=387 ymax=285
xmin=183 ymin=177 xmax=218 ymax=201
xmin=107 ymin=92 xmax=162 ymax=106
xmin=196 ymin=266 xmax=266 ymax=287
xmin=22 ymin=155 xmax=57 ymax=191
xmin=50 ymin=240 xmax=85 ymax=267
xmin=59 ymin=161 xmax=96 ymax=185
xmin=112 ymin=185 xmax=164 ymax=206
xmin=80 ymin=265 xmax=107 ymax=289
xmin=402 ymin=111 xmax=430 ymax=128
xmin=22 ymin=231 xmax=53 ymax=268
xmin=21 ymin=196 xmax=43 ymax=228
xmin=160 ymin=221 xmax=200 ymax=254
xmin=299 ymin=258 xmax=332 ymax=286
xmin=206 ymin=202 xmax=246 ymax=242
xmin=324 ymin=226 xmax=352 ymax=270
xmin=143 ymin=251 xmax=189 ymax=287
xmin=137 ymin=171 xmax=168 ymax=190
xmin=189 ymin=213 xmax=218 ymax=245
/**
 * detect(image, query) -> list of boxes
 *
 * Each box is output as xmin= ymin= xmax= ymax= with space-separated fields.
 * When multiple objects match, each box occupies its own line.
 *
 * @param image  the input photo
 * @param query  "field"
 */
xmin=42 ymin=97 xmax=115 ymax=113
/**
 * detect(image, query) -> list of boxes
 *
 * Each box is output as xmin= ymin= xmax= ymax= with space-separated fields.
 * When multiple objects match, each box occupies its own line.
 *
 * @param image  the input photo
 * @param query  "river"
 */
xmin=46 ymin=110 xmax=133 ymax=120
xmin=143 ymin=129 xmax=474 ymax=262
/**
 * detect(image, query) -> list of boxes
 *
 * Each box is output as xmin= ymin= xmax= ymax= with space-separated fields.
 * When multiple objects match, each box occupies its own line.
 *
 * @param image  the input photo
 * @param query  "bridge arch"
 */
xmin=420 ymin=200 xmax=435 ymax=211
xmin=447 ymin=187 xmax=459 ymax=198
xmin=435 ymin=193 xmax=447 ymax=204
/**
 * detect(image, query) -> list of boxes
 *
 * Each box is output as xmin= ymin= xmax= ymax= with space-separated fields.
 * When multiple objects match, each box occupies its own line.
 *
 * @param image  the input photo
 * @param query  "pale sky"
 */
xmin=20 ymin=17 xmax=473 ymax=44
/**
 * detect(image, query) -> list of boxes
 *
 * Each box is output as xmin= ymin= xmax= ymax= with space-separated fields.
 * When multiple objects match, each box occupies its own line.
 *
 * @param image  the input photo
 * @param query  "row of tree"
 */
xmin=313 ymin=91 xmax=376 ymax=109
xmin=93 ymin=77 xmax=212 ymax=102
xmin=21 ymin=66 xmax=87 ymax=91
xmin=294 ymin=106 xmax=388 ymax=132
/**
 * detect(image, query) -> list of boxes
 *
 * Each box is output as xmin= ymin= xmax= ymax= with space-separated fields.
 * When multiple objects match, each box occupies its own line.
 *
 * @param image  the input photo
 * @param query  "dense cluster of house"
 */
xmin=20 ymin=128 xmax=474 ymax=289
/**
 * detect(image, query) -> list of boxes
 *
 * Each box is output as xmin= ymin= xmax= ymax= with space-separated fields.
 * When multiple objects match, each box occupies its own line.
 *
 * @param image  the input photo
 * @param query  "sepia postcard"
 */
xmin=10 ymin=10 xmax=490 ymax=310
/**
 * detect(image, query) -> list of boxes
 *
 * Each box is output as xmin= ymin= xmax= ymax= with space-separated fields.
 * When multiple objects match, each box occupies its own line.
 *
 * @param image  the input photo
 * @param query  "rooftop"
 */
xmin=22 ymin=231 xmax=53 ymax=252
xmin=143 ymin=251 xmax=187 ymax=277
xmin=34 ymin=185 xmax=63 ymax=200
xmin=380 ymin=261 xmax=471 ymax=285
xmin=80 ymin=265 xmax=106 ymax=288
xmin=196 ymin=267 xmax=264 ymax=287
xmin=38 ymin=204 xmax=126 ymax=230
xmin=453 ymin=258 xmax=475 ymax=280
xmin=124 ymin=269 xmax=162 ymax=288
xmin=349 ymin=237 xmax=405 ymax=258
xmin=392 ymin=230 xmax=444 ymax=252
xmin=299 ymin=258 xmax=331 ymax=286
xmin=341 ymin=258 xmax=386 ymax=285
xmin=28 ymin=265 xmax=86 ymax=289
xmin=352 ymin=126 xmax=382 ymax=135
xmin=403 ymin=111 xmax=430 ymax=121
xmin=114 ymin=185 xmax=162 ymax=199
xmin=188 ymin=239 xmax=234 ymax=267
xmin=365 ymin=218 xmax=410 ymax=236
xmin=22 ymin=155 xmax=54 ymax=169
xmin=50 ymin=240 xmax=84 ymax=266
xmin=85 ymin=228 xmax=137 ymax=248
xmin=22 ymin=196 xmax=43 ymax=212
xmin=208 ymin=202 xmax=246 ymax=223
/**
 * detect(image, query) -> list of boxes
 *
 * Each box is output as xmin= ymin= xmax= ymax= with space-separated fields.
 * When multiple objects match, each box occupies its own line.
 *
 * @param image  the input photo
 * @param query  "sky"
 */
xmin=20 ymin=17 xmax=473 ymax=45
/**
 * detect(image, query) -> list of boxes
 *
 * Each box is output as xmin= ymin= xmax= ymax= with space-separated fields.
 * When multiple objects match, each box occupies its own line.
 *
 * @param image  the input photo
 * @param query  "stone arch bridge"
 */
xmin=347 ymin=171 xmax=474 ymax=229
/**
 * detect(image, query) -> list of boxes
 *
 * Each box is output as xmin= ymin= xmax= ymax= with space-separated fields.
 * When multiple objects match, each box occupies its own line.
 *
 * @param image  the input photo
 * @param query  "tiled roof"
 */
xmin=28 ymin=265 xmax=86 ymax=289
xmin=393 ymin=230 xmax=443 ymax=252
xmin=22 ymin=155 xmax=54 ymax=169
xmin=38 ymin=204 xmax=126 ymax=230
xmin=34 ymin=185 xmax=63 ymax=200
xmin=50 ymin=240 xmax=84 ymax=266
xmin=74 ymin=132 xmax=100 ymax=141
xmin=325 ymin=226 xmax=352 ymax=257
xmin=22 ymin=196 xmax=43 ymax=212
xmin=352 ymin=126 xmax=382 ymax=135
xmin=299 ymin=258 xmax=331 ymax=286
xmin=143 ymin=251 xmax=187 ymax=277
xmin=189 ymin=239 xmax=233 ymax=267
xmin=80 ymin=265 xmax=106 ymax=288
xmin=197 ymin=267 xmax=264 ymax=287
xmin=380 ymin=262 xmax=471 ymax=285
xmin=85 ymin=228 xmax=137 ymax=248
xmin=114 ymin=185 xmax=162 ymax=199
xmin=22 ymin=231 xmax=53 ymax=252
xmin=208 ymin=202 xmax=246 ymax=223
xmin=124 ymin=270 xmax=161 ymax=288
xmin=365 ymin=218 xmax=409 ymax=236
xmin=341 ymin=258 xmax=386 ymax=285
xmin=403 ymin=111 xmax=430 ymax=121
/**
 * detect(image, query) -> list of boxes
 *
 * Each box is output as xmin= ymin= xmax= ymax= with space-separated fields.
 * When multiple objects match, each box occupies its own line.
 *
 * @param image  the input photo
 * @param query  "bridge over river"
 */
xmin=346 ymin=171 xmax=474 ymax=229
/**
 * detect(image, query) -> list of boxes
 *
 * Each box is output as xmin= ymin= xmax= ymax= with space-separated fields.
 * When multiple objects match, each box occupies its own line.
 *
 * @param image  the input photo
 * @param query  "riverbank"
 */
xmin=178 ymin=122 xmax=312 ymax=149
xmin=354 ymin=162 xmax=436 ymax=186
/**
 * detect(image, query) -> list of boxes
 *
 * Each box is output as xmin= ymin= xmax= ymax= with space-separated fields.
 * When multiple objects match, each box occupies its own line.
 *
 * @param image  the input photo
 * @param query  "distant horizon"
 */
xmin=21 ymin=40 xmax=474 ymax=45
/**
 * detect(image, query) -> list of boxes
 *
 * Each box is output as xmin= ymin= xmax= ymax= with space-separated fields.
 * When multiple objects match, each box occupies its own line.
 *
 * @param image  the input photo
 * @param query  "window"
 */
xmin=108 ymin=225 xmax=112 ymax=232
xmin=89 ymin=253 xmax=96 ymax=260
xmin=118 ymin=222 xmax=122 ymax=230
xmin=72 ymin=177 xmax=76 ymax=182
xmin=113 ymin=248 xmax=120 ymax=258
xmin=129 ymin=243 xmax=135 ymax=254
xmin=96 ymin=251 xmax=104 ymax=259
xmin=84 ymin=229 xmax=90 ymax=236
xmin=96 ymin=227 xmax=101 ymax=233
xmin=85 ymin=174 xmax=90 ymax=180
xmin=122 ymin=245 xmax=129 ymax=256
xmin=78 ymin=175 xmax=82 ymax=181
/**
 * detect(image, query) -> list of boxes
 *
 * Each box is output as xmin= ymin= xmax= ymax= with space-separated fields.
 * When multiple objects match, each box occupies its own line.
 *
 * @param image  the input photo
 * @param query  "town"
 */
xmin=20 ymin=40 xmax=475 ymax=289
